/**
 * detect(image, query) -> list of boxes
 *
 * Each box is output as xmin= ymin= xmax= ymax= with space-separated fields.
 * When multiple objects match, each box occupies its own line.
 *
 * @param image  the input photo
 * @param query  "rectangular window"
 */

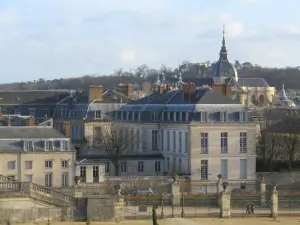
xmin=161 ymin=130 xmax=164 ymax=150
xmin=221 ymin=132 xmax=228 ymax=153
xmin=24 ymin=141 xmax=33 ymax=151
xmin=179 ymin=132 xmax=182 ymax=153
xmin=121 ymin=162 xmax=127 ymax=173
xmin=136 ymin=130 xmax=140 ymax=150
xmin=173 ymin=158 xmax=176 ymax=171
xmin=221 ymin=159 xmax=228 ymax=180
xmin=152 ymin=130 xmax=158 ymax=150
xmin=167 ymin=157 xmax=170 ymax=171
xmin=61 ymin=141 xmax=69 ymax=150
xmin=61 ymin=172 xmax=69 ymax=187
xmin=45 ymin=141 xmax=53 ymax=151
xmin=25 ymin=161 xmax=32 ymax=170
xmin=138 ymin=161 xmax=144 ymax=172
xmin=179 ymin=158 xmax=182 ymax=173
xmin=130 ymin=129 xmax=134 ymax=150
xmin=240 ymin=159 xmax=247 ymax=179
xmin=105 ymin=162 xmax=110 ymax=173
xmin=25 ymin=175 xmax=33 ymax=183
xmin=61 ymin=160 xmax=68 ymax=168
xmin=8 ymin=161 xmax=16 ymax=169
xmin=200 ymin=112 xmax=208 ymax=122
xmin=240 ymin=132 xmax=247 ymax=153
xmin=80 ymin=166 xmax=86 ymax=182
xmin=155 ymin=161 xmax=161 ymax=172
xmin=45 ymin=160 xmax=53 ymax=168
xmin=201 ymin=133 xmax=208 ymax=154
xmin=45 ymin=173 xmax=53 ymax=187
xmin=152 ymin=111 xmax=157 ymax=121
xmin=200 ymin=160 xmax=208 ymax=180
xmin=173 ymin=131 xmax=176 ymax=152
xmin=239 ymin=111 xmax=246 ymax=122
xmin=220 ymin=112 xmax=227 ymax=122
xmin=95 ymin=110 xmax=101 ymax=119
xmin=185 ymin=132 xmax=188 ymax=153
xmin=167 ymin=131 xmax=170 ymax=151
xmin=93 ymin=166 xmax=99 ymax=183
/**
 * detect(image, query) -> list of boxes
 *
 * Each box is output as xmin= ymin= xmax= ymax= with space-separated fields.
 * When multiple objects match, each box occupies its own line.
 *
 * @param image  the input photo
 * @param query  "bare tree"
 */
xmin=258 ymin=131 xmax=281 ymax=171
xmin=282 ymin=133 xmax=300 ymax=171
xmin=97 ymin=123 xmax=136 ymax=176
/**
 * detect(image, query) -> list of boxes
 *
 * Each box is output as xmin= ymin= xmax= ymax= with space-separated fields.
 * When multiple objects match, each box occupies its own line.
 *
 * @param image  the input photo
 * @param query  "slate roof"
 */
xmin=0 ymin=90 xmax=71 ymax=105
xmin=0 ymin=126 xmax=67 ymax=139
xmin=264 ymin=117 xmax=300 ymax=134
xmin=130 ymin=87 xmax=238 ymax=105
xmin=236 ymin=78 xmax=270 ymax=88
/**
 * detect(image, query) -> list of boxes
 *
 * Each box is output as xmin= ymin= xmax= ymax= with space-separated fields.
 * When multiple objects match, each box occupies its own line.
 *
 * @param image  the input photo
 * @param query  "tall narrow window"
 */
xmin=200 ymin=112 xmax=208 ymax=122
xmin=80 ymin=166 xmax=86 ymax=182
xmin=152 ymin=111 xmax=157 ymax=121
xmin=45 ymin=141 xmax=53 ymax=151
xmin=121 ymin=162 xmax=127 ymax=173
xmin=152 ymin=130 xmax=158 ymax=150
xmin=220 ymin=112 xmax=228 ymax=122
xmin=179 ymin=158 xmax=182 ymax=173
xmin=45 ymin=173 xmax=53 ymax=187
xmin=179 ymin=132 xmax=182 ymax=153
xmin=167 ymin=157 xmax=170 ymax=171
xmin=136 ymin=130 xmax=140 ymax=150
xmin=167 ymin=131 xmax=170 ymax=151
xmin=161 ymin=130 xmax=164 ymax=151
xmin=173 ymin=131 xmax=176 ymax=152
xmin=240 ymin=132 xmax=247 ymax=153
xmin=93 ymin=166 xmax=99 ymax=183
xmin=221 ymin=132 xmax=228 ymax=153
xmin=185 ymin=132 xmax=188 ymax=153
xmin=240 ymin=159 xmax=247 ymax=179
xmin=104 ymin=162 xmax=110 ymax=173
xmin=138 ymin=161 xmax=144 ymax=172
xmin=95 ymin=110 xmax=101 ymax=119
xmin=173 ymin=158 xmax=176 ymax=171
xmin=221 ymin=159 xmax=228 ymax=180
xmin=239 ymin=111 xmax=246 ymax=122
xmin=201 ymin=133 xmax=208 ymax=154
xmin=61 ymin=172 xmax=69 ymax=187
xmin=155 ymin=161 xmax=161 ymax=172
xmin=200 ymin=160 xmax=208 ymax=180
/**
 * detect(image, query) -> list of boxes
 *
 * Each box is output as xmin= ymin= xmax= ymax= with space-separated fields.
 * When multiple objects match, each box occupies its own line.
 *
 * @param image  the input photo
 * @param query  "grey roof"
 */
xmin=76 ymin=153 xmax=165 ymax=163
xmin=264 ymin=117 xmax=300 ymax=134
xmin=0 ymin=126 xmax=67 ymax=139
xmin=0 ymin=90 xmax=70 ymax=105
xmin=235 ymin=78 xmax=270 ymax=88
xmin=131 ymin=88 xmax=238 ymax=105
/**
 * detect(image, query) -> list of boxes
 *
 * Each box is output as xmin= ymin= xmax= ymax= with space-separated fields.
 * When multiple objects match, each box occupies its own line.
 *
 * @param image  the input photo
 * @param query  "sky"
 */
xmin=0 ymin=0 xmax=299 ymax=83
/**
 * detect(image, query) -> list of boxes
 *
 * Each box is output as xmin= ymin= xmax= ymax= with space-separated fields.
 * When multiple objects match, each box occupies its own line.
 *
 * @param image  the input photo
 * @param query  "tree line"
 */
xmin=1 ymin=61 xmax=300 ymax=91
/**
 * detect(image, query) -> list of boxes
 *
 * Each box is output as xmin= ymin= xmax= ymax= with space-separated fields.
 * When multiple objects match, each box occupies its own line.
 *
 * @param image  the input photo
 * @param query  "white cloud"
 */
xmin=120 ymin=50 xmax=136 ymax=61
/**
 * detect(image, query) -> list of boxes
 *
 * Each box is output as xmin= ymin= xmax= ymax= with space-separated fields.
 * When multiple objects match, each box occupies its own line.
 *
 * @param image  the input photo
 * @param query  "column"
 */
xmin=271 ymin=186 xmax=278 ymax=219
xmin=220 ymin=183 xmax=231 ymax=218
xmin=260 ymin=177 xmax=266 ymax=205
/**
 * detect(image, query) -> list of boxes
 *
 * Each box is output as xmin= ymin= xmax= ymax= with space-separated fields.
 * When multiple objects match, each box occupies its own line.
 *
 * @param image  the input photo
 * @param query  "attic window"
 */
xmin=24 ymin=141 xmax=33 ymax=151
xmin=220 ymin=112 xmax=228 ymax=122
xmin=94 ymin=110 xmax=101 ymax=119
xmin=16 ymin=97 xmax=20 ymax=100
xmin=45 ymin=141 xmax=53 ymax=151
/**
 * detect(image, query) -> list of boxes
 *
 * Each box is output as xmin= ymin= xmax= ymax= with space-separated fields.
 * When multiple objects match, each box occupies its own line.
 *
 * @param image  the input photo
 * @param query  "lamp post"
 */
xmin=181 ymin=192 xmax=185 ymax=218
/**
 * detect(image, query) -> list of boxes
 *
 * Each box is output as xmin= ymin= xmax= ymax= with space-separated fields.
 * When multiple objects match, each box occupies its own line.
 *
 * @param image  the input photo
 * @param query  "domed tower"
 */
xmin=212 ymin=25 xmax=238 ymax=81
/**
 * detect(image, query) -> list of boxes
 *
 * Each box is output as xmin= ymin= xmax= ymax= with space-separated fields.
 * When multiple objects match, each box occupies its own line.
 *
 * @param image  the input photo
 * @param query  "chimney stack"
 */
xmin=88 ymin=85 xmax=103 ymax=102
xmin=116 ymin=83 xmax=134 ymax=99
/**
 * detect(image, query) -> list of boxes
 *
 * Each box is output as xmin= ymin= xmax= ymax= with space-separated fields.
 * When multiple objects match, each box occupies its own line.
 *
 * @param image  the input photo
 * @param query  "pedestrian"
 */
xmin=250 ymin=202 xmax=255 ymax=214
xmin=246 ymin=202 xmax=251 ymax=214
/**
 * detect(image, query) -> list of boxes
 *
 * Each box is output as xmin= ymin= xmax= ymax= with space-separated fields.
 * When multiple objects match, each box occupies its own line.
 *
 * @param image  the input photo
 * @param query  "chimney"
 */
xmin=183 ymin=82 xmax=196 ymax=102
xmin=166 ymin=84 xmax=172 ymax=92
xmin=0 ymin=112 xmax=2 ymax=121
xmin=28 ymin=117 xmax=36 ymax=126
xmin=64 ymin=120 xmax=71 ymax=137
xmin=158 ymin=84 xmax=166 ymax=94
xmin=116 ymin=83 xmax=134 ymax=99
xmin=88 ymin=85 xmax=103 ymax=102
xmin=212 ymin=84 xmax=231 ymax=96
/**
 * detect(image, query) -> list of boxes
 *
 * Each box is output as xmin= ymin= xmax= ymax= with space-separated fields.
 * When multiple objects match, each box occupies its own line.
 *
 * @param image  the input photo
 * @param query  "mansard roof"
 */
xmin=130 ymin=87 xmax=238 ymax=105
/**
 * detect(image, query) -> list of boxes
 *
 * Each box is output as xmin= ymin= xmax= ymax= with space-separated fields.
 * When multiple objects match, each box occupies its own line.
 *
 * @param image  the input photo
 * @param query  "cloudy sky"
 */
xmin=0 ymin=0 xmax=299 ymax=83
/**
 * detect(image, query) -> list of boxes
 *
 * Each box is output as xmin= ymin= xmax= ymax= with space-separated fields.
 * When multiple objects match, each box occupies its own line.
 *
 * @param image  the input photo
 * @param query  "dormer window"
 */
xmin=45 ymin=141 xmax=53 ymax=151
xmin=61 ymin=141 xmax=69 ymax=150
xmin=138 ymin=111 xmax=141 ymax=121
xmin=94 ymin=110 xmax=101 ymax=119
xmin=200 ymin=112 xmax=208 ymax=122
xmin=152 ymin=111 xmax=157 ymax=121
xmin=179 ymin=112 xmax=183 ymax=121
xmin=239 ymin=111 xmax=246 ymax=122
xmin=220 ymin=112 xmax=228 ymax=122
xmin=14 ymin=109 xmax=20 ymax=115
xmin=167 ymin=112 xmax=170 ymax=121
xmin=132 ymin=111 xmax=135 ymax=121
xmin=24 ymin=141 xmax=33 ymax=151
xmin=185 ymin=112 xmax=189 ymax=121
xmin=28 ymin=108 xmax=35 ymax=117
xmin=126 ymin=112 xmax=129 ymax=120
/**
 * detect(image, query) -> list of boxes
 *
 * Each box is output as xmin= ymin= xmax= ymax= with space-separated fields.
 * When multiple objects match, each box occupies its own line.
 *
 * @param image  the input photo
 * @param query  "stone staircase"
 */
xmin=0 ymin=174 xmax=75 ymax=207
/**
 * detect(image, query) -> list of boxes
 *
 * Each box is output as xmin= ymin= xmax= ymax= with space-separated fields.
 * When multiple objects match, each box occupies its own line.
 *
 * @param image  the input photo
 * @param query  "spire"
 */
xmin=219 ymin=24 xmax=228 ymax=60
xmin=281 ymin=83 xmax=288 ymax=101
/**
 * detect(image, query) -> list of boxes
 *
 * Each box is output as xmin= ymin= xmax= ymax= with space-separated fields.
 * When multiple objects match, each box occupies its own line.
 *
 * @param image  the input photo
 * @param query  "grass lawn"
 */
xmin=20 ymin=217 xmax=300 ymax=225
